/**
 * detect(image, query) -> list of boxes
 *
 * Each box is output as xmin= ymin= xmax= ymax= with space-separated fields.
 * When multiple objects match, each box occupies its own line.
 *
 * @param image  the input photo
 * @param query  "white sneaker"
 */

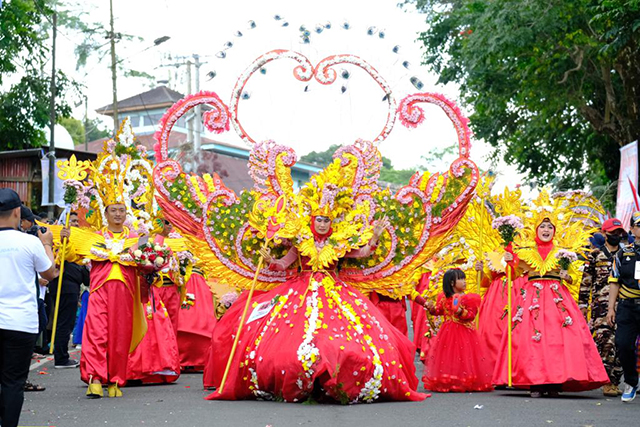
xmin=621 ymin=383 xmax=638 ymax=403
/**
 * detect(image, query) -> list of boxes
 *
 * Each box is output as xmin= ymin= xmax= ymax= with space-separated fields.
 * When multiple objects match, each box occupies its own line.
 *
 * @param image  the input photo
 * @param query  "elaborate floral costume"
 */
xmin=55 ymin=120 xmax=178 ymax=395
xmin=492 ymin=191 xmax=609 ymax=391
xmin=423 ymin=292 xmax=493 ymax=392
xmin=151 ymin=68 xmax=479 ymax=402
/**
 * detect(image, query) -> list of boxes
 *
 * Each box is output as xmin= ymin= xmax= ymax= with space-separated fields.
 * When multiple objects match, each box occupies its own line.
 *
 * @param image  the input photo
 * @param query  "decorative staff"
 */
xmin=49 ymin=155 xmax=91 ymax=354
xmin=217 ymin=195 xmax=291 ymax=394
xmin=491 ymin=214 xmax=523 ymax=387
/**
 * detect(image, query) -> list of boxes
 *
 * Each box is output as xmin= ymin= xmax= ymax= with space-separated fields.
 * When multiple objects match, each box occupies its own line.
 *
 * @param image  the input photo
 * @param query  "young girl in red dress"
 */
xmin=422 ymin=268 xmax=494 ymax=392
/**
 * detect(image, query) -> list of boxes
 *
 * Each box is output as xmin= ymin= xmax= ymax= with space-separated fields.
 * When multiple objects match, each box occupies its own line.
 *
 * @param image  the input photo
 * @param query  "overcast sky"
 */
xmin=50 ymin=0 xmax=525 ymax=193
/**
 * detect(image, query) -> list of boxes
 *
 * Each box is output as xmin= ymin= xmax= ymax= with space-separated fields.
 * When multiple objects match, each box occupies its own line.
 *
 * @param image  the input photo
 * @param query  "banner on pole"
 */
xmin=41 ymin=157 xmax=68 ymax=207
xmin=616 ymin=141 xmax=638 ymax=228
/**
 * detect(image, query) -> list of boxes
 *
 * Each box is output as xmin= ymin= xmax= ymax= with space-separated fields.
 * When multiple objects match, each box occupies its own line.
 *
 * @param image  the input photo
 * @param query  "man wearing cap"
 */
xmin=580 ymin=218 xmax=626 ymax=396
xmin=0 ymin=189 xmax=58 ymax=427
xmin=608 ymin=212 xmax=640 ymax=402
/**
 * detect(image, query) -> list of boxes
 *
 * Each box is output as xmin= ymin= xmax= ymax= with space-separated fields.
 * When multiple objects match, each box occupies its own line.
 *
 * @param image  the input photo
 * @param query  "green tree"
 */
xmin=411 ymin=0 xmax=640 ymax=199
xmin=0 ymin=0 xmax=74 ymax=150
xmin=299 ymin=144 xmax=428 ymax=185
xmin=85 ymin=117 xmax=110 ymax=142
xmin=58 ymin=116 xmax=85 ymax=145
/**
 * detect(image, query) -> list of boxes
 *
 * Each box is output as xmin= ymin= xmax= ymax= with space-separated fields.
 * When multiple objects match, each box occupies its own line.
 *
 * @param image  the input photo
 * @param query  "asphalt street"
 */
xmin=18 ymin=306 xmax=640 ymax=427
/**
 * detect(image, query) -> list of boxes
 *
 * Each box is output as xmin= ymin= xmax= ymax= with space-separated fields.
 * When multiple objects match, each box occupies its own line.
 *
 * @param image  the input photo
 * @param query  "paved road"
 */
xmin=19 ymin=349 xmax=640 ymax=427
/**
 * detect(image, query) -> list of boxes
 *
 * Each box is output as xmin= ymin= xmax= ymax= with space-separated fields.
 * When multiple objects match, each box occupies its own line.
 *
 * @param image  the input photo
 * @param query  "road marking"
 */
xmin=29 ymin=349 xmax=81 ymax=371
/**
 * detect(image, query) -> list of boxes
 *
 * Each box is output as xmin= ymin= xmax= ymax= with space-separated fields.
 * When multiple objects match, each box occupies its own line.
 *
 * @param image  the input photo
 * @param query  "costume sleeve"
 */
xmin=578 ymin=253 xmax=595 ymax=307
xmin=268 ymin=246 xmax=298 ymax=271
xmin=430 ymin=293 xmax=446 ymax=316
xmin=344 ymin=242 xmax=377 ymax=259
xmin=457 ymin=293 xmax=481 ymax=321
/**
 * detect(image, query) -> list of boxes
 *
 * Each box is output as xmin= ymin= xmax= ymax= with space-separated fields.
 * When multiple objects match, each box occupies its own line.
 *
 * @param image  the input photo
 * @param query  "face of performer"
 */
xmin=537 ymin=220 xmax=555 ymax=243
xmin=314 ymin=216 xmax=332 ymax=235
xmin=161 ymin=219 xmax=173 ymax=237
xmin=105 ymin=204 xmax=126 ymax=230
xmin=69 ymin=212 xmax=79 ymax=228
xmin=453 ymin=276 xmax=467 ymax=293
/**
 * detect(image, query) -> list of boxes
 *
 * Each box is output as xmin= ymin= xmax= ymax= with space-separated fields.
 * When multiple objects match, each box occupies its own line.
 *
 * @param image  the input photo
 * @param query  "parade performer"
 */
xmin=423 ymin=268 xmax=493 ymax=392
xmin=153 ymin=218 xmax=182 ymax=335
xmin=471 ymin=184 xmax=525 ymax=369
xmin=607 ymin=212 xmax=640 ymax=402
xmin=368 ymin=291 xmax=408 ymax=336
xmin=579 ymin=218 xmax=626 ymax=396
xmin=492 ymin=191 xmax=609 ymax=397
xmin=151 ymin=73 xmax=479 ymax=402
xmin=166 ymin=224 xmax=218 ymax=372
xmin=54 ymin=119 xmax=159 ymax=398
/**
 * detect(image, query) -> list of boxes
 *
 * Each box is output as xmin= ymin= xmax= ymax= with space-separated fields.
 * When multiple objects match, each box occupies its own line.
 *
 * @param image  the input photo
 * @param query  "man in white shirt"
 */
xmin=0 ymin=189 xmax=58 ymax=427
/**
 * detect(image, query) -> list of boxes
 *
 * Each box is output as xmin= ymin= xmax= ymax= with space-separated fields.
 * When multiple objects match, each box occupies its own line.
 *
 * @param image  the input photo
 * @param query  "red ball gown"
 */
xmin=203 ymin=246 xmax=426 ymax=403
xmin=422 ymin=292 xmax=493 ymax=392
xmin=492 ymin=247 xmax=609 ymax=391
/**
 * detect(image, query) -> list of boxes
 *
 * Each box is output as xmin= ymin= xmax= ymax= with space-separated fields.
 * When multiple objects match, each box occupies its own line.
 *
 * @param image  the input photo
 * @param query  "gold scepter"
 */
xmin=49 ymin=155 xmax=90 ymax=354
xmin=475 ymin=197 xmax=485 ymax=328
xmin=218 ymin=195 xmax=288 ymax=394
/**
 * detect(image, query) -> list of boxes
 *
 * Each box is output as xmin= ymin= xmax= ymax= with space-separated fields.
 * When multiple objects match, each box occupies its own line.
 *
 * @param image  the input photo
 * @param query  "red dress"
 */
xmin=422 ymin=293 xmax=493 ymax=393
xmin=80 ymin=230 xmax=139 ymax=387
xmin=369 ymin=292 xmax=408 ymax=336
xmin=492 ymin=271 xmax=609 ymax=391
xmin=203 ymin=247 xmax=426 ymax=403
xmin=127 ymin=283 xmax=180 ymax=384
xmin=177 ymin=271 xmax=217 ymax=370
xmin=477 ymin=272 xmax=521 ymax=369
xmin=411 ymin=273 xmax=431 ymax=353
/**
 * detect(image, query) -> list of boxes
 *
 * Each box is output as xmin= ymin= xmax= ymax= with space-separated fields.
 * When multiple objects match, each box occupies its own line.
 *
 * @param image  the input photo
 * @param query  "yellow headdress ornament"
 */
xmin=61 ymin=118 xmax=157 ymax=231
xmin=298 ymin=158 xmax=356 ymax=221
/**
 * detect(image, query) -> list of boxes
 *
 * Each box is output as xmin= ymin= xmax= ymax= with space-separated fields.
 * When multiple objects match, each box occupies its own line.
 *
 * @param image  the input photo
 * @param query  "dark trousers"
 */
xmin=52 ymin=292 xmax=79 ymax=365
xmin=615 ymin=300 xmax=640 ymax=387
xmin=0 ymin=329 xmax=38 ymax=427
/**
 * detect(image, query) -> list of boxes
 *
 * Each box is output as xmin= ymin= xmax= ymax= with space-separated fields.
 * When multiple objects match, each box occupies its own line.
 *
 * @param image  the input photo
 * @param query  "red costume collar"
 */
xmin=535 ymin=224 xmax=555 ymax=260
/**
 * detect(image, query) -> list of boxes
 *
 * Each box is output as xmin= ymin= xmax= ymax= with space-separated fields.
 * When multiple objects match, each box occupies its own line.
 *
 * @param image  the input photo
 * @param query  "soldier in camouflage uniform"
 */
xmin=579 ymin=218 xmax=626 ymax=396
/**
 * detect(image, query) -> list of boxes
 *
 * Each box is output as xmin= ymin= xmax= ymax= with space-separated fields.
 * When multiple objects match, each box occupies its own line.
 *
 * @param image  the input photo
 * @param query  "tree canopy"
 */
xmin=412 ymin=0 xmax=640 ymax=200
xmin=0 ymin=0 xmax=74 ymax=150
xmin=299 ymin=144 xmax=434 ymax=185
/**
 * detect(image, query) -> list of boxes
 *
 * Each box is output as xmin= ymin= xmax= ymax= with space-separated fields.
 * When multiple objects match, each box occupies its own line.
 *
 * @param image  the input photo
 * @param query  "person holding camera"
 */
xmin=0 ymin=189 xmax=58 ymax=427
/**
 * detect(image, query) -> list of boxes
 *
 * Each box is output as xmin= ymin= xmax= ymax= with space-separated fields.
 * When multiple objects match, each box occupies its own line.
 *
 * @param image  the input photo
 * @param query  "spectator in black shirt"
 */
xmin=50 ymin=212 xmax=90 ymax=369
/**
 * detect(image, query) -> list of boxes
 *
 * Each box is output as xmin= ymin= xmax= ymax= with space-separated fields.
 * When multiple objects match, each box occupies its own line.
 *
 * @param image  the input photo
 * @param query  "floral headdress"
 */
xmin=62 ymin=118 xmax=157 ymax=232
xmin=298 ymin=158 xmax=356 ymax=221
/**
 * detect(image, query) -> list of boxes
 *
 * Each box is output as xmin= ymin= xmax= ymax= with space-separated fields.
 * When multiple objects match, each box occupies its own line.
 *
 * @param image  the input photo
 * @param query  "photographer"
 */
xmin=0 ymin=189 xmax=58 ymax=427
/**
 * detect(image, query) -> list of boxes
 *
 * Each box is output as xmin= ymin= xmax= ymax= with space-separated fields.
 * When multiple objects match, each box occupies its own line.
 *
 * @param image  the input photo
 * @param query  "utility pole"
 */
xmin=109 ymin=0 xmax=119 ymax=134
xmin=186 ymin=60 xmax=193 ymax=144
xmin=48 ymin=13 xmax=57 ymax=219
xmin=194 ymin=54 xmax=202 ymax=155
xmin=84 ymin=95 xmax=89 ymax=152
